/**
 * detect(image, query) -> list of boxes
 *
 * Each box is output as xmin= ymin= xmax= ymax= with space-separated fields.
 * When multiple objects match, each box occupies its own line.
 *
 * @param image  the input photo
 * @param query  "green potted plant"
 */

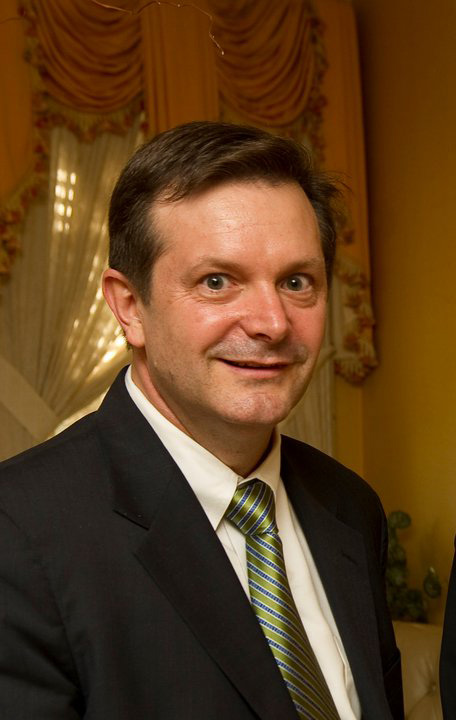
xmin=386 ymin=511 xmax=441 ymax=622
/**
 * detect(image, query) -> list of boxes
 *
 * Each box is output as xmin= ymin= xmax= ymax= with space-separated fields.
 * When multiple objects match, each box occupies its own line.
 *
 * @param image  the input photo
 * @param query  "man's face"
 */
xmin=133 ymin=180 xmax=328 ymax=440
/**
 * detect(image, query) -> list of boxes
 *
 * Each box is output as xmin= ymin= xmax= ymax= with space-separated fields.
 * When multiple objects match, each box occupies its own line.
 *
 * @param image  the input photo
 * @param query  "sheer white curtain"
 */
xmin=0 ymin=119 xmax=142 ymax=460
xmin=279 ymin=325 xmax=335 ymax=456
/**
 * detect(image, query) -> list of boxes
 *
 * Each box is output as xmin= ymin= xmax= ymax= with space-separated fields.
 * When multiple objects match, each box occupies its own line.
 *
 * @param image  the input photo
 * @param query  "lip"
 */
xmin=218 ymin=359 xmax=291 ymax=377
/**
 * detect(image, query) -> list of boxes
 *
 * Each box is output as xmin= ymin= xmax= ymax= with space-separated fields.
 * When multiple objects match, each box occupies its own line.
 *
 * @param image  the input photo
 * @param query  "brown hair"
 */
xmin=109 ymin=121 xmax=341 ymax=301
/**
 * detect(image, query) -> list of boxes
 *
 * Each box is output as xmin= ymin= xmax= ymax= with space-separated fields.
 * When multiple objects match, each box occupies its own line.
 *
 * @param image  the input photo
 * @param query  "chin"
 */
xmin=220 ymin=398 xmax=296 ymax=428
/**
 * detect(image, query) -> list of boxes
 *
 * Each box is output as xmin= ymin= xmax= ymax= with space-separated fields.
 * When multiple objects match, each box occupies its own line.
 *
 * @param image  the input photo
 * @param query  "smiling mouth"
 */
xmin=220 ymin=360 xmax=288 ymax=369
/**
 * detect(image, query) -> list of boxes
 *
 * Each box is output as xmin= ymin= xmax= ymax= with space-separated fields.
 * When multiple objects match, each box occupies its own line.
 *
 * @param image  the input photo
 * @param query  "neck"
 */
xmin=131 ymin=361 xmax=274 ymax=477
xmin=184 ymin=422 xmax=274 ymax=478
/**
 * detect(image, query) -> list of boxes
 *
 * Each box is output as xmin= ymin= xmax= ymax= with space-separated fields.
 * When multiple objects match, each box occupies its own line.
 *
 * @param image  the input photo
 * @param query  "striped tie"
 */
xmin=226 ymin=480 xmax=339 ymax=720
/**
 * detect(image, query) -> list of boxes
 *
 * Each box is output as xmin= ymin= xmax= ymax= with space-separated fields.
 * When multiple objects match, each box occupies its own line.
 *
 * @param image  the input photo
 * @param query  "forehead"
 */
xmin=151 ymin=180 xmax=322 ymax=257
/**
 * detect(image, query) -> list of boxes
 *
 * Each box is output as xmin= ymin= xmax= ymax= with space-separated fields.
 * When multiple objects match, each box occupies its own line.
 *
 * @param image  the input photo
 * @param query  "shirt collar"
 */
xmin=125 ymin=366 xmax=282 ymax=530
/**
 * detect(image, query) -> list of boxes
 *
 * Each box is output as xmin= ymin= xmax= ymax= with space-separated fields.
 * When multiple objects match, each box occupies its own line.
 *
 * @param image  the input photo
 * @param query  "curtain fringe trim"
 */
xmin=0 ymin=94 xmax=143 ymax=279
xmin=333 ymin=252 xmax=378 ymax=384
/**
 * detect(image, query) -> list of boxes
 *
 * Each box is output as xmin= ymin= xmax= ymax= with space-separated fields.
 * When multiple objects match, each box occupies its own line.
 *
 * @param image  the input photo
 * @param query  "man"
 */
xmin=440 ymin=544 xmax=456 ymax=717
xmin=0 ymin=122 xmax=403 ymax=719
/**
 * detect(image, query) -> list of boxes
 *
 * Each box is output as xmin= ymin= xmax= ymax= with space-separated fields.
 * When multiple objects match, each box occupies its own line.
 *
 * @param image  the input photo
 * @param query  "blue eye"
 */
xmin=284 ymin=275 xmax=310 ymax=291
xmin=204 ymin=275 xmax=226 ymax=290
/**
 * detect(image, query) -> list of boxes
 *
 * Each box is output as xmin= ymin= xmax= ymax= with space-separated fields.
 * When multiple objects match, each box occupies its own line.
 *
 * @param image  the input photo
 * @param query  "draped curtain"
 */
xmin=0 ymin=0 xmax=374 ymax=459
xmin=0 ymin=120 xmax=141 ymax=458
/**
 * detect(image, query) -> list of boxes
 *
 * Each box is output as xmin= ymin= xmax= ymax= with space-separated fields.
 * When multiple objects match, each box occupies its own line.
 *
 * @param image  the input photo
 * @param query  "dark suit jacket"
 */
xmin=440 ymin=543 xmax=456 ymax=718
xmin=0 ymin=369 xmax=403 ymax=719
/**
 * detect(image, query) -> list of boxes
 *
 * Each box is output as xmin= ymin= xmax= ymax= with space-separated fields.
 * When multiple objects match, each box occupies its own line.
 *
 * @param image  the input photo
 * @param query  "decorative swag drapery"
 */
xmin=0 ymin=0 xmax=375 ymax=458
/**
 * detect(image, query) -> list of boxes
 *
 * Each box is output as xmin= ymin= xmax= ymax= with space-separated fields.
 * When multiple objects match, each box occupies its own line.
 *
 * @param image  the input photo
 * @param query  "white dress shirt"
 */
xmin=125 ymin=366 xmax=361 ymax=719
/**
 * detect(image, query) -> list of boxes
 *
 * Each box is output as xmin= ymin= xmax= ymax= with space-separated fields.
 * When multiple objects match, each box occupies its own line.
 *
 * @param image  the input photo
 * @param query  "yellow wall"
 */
xmin=351 ymin=0 xmax=456 ymax=622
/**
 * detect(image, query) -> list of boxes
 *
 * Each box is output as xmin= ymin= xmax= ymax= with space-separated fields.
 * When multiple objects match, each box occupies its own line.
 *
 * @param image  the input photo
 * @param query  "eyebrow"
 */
xmin=189 ymin=255 xmax=325 ymax=275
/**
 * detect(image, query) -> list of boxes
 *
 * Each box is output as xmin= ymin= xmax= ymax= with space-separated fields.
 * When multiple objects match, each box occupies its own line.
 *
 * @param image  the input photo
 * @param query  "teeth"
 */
xmin=230 ymin=361 xmax=278 ymax=368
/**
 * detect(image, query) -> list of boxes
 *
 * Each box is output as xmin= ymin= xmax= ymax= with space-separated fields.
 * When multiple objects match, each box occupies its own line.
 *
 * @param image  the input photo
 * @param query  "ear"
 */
xmin=102 ymin=268 xmax=145 ymax=348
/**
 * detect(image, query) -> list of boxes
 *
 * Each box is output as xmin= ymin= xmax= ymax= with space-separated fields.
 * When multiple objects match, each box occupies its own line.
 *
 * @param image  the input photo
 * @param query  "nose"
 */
xmin=239 ymin=284 xmax=289 ymax=343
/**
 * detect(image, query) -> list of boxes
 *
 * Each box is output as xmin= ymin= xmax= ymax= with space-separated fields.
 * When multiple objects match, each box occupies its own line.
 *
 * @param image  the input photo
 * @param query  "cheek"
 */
xmin=179 ymin=304 xmax=239 ymax=344
xmin=293 ymin=307 xmax=327 ymax=347
xmin=147 ymin=303 xmax=234 ymax=359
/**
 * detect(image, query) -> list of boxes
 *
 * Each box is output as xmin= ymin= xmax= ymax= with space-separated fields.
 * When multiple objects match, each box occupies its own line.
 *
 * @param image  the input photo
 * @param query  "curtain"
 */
xmin=279 ymin=330 xmax=335 ymax=456
xmin=210 ymin=0 xmax=319 ymax=128
xmin=318 ymin=0 xmax=376 ymax=382
xmin=0 ymin=119 xmax=141 ymax=459
xmin=140 ymin=0 xmax=219 ymax=131
xmin=32 ymin=0 xmax=142 ymax=113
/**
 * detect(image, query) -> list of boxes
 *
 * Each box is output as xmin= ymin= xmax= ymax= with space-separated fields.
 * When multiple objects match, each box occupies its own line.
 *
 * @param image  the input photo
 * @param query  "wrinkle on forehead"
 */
xmin=152 ymin=180 xmax=321 ymax=256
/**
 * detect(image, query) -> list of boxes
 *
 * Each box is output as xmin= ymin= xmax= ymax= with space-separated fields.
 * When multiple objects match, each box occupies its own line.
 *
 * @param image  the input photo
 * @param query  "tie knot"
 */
xmin=226 ymin=480 xmax=277 ymax=537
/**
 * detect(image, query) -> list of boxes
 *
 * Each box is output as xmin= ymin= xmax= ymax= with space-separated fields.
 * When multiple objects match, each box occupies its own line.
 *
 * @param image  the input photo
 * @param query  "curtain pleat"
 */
xmin=140 ymin=0 xmax=219 ymax=134
xmin=32 ymin=0 xmax=142 ymax=112
xmin=317 ymin=0 xmax=376 ymax=381
xmin=211 ymin=0 xmax=316 ymax=127
xmin=0 ymin=119 xmax=142 ymax=459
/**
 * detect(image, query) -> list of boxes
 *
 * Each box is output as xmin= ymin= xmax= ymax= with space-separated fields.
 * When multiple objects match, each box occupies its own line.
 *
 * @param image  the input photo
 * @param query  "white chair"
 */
xmin=393 ymin=621 xmax=443 ymax=719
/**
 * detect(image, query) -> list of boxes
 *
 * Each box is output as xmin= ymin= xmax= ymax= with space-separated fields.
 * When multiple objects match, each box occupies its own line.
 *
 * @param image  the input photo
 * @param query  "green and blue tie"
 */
xmin=226 ymin=480 xmax=339 ymax=720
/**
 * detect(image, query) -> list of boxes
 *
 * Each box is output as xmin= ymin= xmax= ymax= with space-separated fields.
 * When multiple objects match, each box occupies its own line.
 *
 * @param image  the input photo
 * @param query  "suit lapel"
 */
xmin=282 ymin=446 xmax=393 ymax=720
xmin=135 ymin=471 xmax=299 ymax=720
xmin=95 ymin=371 xmax=298 ymax=720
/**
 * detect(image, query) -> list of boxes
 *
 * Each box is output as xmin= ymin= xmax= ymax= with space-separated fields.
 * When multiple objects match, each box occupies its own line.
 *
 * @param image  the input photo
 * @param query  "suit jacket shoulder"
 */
xmin=280 ymin=434 xmax=387 ymax=566
xmin=279 ymin=435 xmax=403 ymax=719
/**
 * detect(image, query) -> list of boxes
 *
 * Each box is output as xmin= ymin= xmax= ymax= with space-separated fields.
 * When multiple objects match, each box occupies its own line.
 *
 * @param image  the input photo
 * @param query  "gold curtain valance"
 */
xmin=28 ymin=0 xmax=142 ymax=113
xmin=211 ymin=0 xmax=318 ymax=128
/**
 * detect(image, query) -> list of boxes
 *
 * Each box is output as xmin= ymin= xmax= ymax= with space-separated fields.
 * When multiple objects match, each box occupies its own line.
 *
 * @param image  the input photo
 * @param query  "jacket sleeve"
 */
xmin=0 ymin=508 xmax=84 ymax=719
xmin=378 ymin=498 xmax=389 ymax=576
xmin=441 ymin=547 xmax=456 ymax=719
xmin=375 ymin=496 xmax=405 ymax=720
